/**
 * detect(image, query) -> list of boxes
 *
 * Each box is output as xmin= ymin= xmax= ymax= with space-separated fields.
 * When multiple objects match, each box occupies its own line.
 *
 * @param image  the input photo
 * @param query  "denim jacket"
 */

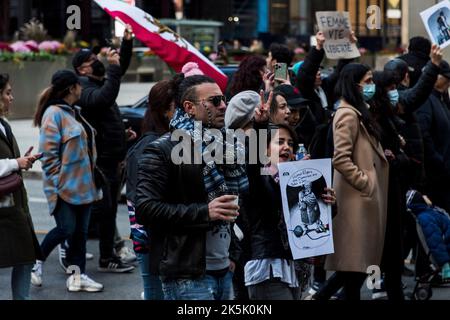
xmin=39 ymin=104 xmax=101 ymax=214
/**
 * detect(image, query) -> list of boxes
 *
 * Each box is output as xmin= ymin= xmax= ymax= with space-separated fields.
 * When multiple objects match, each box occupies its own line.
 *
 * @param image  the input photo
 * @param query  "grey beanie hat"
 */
xmin=225 ymin=90 xmax=260 ymax=129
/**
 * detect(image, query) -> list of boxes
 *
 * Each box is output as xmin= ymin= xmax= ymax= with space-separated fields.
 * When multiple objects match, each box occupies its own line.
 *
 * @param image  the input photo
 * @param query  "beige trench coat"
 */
xmin=325 ymin=102 xmax=389 ymax=273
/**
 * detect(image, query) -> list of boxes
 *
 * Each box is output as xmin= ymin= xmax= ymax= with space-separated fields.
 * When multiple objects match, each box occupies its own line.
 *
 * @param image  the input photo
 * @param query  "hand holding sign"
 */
xmin=316 ymin=31 xmax=326 ymax=51
xmin=430 ymin=44 xmax=443 ymax=66
xmin=315 ymin=11 xmax=361 ymax=60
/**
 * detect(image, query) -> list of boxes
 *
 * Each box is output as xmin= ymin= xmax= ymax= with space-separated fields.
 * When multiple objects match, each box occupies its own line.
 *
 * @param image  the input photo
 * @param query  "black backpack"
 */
xmin=308 ymin=114 xmax=335 ymax=160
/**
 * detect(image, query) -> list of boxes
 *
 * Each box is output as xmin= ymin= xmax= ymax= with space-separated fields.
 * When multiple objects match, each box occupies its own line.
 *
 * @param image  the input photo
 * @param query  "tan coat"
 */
xmin=325 ymin=102 xmax=389 ymax=273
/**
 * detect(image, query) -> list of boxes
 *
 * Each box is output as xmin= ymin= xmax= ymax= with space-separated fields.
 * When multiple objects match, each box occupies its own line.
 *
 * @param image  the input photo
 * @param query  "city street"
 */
xmin=0 ymin=177 xmax=449 ymax=300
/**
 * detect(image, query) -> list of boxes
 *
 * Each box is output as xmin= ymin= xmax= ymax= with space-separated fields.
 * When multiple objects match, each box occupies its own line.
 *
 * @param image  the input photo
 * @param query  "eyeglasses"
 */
xmin=201 ymin=95 xmax=227 ymax=107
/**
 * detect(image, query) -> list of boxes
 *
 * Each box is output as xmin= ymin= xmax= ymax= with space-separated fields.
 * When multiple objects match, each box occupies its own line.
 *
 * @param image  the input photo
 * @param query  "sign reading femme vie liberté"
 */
xmin=316 ymin=11 xmax=361 ymax=60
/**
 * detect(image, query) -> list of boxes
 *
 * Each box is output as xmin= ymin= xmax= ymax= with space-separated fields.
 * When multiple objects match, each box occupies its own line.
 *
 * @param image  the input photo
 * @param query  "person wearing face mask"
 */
xmin=316 ymin=63 xmax=389 ymax=301
xmin=31 ymin=70 xmax=103 ymax=292
xmin=369 ymin=71 xmax=416 ymax=300
xmin=71 ymin=26 xmax=136 ymax=273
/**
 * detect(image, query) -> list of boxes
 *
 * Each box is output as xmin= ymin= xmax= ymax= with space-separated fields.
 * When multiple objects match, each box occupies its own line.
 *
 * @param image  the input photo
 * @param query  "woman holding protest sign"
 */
xmin=242 ymin=123 xmax=336 ymax=300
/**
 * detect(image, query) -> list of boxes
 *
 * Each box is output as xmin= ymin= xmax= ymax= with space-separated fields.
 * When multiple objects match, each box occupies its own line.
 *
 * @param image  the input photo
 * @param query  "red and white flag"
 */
xmin=93 ymin=0 xmax=228 ymax=91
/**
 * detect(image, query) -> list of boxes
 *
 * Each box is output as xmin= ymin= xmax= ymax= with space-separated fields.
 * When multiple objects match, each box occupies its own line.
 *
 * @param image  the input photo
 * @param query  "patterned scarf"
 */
xmin=170 ymin=108 xmax=249 ymax=201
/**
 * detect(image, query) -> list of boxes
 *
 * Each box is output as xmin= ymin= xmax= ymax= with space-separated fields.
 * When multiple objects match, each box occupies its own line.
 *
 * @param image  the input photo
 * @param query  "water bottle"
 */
xmin=296 ymin=144 xmax=307 ymax=161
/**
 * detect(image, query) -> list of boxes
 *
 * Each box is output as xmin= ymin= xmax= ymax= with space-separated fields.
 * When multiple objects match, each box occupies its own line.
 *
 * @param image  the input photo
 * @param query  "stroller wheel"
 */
xmin=414 ymin=284 xmax=432 ymax=301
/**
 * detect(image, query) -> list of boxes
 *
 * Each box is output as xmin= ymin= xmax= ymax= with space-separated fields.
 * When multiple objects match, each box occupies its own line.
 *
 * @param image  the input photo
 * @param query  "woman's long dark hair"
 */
xmin=335 ymin=63 xmax=380 ymax=140
xmin=34 ymin=86 xmax=72 ymax=127
xmin=0 ymin=74 xmax=10 ymax=116
xmin=229 ymin=55 xmax=266 ymax=97
xmin=142 ymin=79 xmax=177 ymax=135
xmin=371 ymin=71 xmax=397 ymax=119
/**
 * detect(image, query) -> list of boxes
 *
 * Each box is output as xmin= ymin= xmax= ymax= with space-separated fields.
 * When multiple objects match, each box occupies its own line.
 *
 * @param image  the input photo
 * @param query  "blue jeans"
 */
xmin=162 ymin=271 xmax=234 ymax=300
xmin=40 ymin=198 xmax=91 ymax=273
xmin=11 ymin=264 xmax=33 ymax=300
xmin=136 ymin=252 xmax=163 ymax=300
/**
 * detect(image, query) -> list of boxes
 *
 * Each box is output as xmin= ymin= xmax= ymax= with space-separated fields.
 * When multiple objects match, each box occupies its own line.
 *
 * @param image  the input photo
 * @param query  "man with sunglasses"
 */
xmin=71 ymin=26 xmax=135 ymax=273
xmin=136 ymin=74 xmax=248 ymax=300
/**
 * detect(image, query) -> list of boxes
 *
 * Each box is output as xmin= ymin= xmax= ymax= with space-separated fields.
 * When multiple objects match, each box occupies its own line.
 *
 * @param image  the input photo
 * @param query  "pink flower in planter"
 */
xmin=0 ymin=42 xmax=13 ymax=52
xmin=10 ymin=41 xmax=31 ymax=53
xmin=39 ymin=40 xmax=62 ymax=52
xmin=25 ymin=40 xmax=39 ymax=52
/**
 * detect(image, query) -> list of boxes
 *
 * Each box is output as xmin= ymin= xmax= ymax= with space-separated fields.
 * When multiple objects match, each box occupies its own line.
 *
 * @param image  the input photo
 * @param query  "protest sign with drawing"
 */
xmin=421 ymin=0 xmax=450 ymax=49
xmin=278 ymin=159 xmax=334 ymax=260
xmin=316 ymin=11 xmax=360 ymax=60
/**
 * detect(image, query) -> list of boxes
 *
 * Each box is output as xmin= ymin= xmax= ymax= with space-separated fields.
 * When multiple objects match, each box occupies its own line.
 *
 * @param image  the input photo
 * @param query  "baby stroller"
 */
xmin=406 ymin=190 xmax=450 ymax=300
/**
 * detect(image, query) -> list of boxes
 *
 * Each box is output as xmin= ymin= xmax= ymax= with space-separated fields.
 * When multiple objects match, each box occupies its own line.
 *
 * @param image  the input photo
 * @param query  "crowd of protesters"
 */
xmin=1 ymin=24 xmax=450 ymax=301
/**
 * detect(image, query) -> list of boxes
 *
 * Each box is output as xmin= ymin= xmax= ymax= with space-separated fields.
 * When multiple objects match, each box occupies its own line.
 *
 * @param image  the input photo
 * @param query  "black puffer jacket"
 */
xmin=398 ymin=61 xmax=440 ymax=114
xmin=296 ymin=46 xmax=354 ymax=122
xmin=135 ymin=134 xmax=241 ymax=280
xmin=398 ymin=112 xmax=426 ymax=191
xmin=78 ymin=39 xmax=133 ymax=163
xmin=416 ymin=90 xmax=450 ymax=181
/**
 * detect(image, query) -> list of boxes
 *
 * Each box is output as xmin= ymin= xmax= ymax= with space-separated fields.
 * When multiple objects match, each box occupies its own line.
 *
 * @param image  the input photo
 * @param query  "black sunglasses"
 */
xmin=205 ymin=95 xmax=227 ymax=107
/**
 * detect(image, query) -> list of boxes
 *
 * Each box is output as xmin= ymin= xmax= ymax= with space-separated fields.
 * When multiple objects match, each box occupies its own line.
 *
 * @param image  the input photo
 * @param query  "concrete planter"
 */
xmin=0 ymin=57 xmax=68 ymax=119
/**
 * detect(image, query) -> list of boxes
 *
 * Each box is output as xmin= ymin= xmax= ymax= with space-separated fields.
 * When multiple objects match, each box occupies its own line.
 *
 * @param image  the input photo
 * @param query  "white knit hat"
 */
xmin=225 ymin=90 xmax=260 ymax=129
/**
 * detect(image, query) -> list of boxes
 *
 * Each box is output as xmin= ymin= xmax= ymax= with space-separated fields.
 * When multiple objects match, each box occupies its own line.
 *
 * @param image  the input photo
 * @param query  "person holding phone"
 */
xmin=31 ymin=70 xmax=103 ymax=292
xmin=0 ymin=73 xmax=42 ymax=300
xmin=71 ymin=25 xmax=136 ymax=272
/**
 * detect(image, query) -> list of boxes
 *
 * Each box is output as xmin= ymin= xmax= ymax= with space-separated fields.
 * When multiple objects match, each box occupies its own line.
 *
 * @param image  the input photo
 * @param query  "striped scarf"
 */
xmin=170 ymin=108 xmax=249 ymax=201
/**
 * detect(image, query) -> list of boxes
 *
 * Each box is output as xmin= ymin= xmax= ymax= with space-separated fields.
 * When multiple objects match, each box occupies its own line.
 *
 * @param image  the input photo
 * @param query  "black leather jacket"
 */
xmin=135 ymin=133 xmax=241 ymax=280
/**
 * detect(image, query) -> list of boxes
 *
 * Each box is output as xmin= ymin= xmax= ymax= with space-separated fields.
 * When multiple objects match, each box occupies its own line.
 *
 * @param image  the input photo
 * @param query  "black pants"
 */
xmin=380 ymin=176 xmax=405 ymax=301
xmin=91 ymin=161 xmax=122 ymax=260
xmin=313 ymin=271 xmax=367 ymax=301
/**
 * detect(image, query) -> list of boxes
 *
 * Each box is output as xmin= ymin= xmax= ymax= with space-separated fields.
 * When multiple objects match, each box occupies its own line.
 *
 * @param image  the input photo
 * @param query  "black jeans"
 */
xmin=313 ymin=271 xmax=367 ymax=301
xmin=92 ymin=161 xmax=122 ymax=260
xmin=41 ymin=198 xmax=91 ymax=273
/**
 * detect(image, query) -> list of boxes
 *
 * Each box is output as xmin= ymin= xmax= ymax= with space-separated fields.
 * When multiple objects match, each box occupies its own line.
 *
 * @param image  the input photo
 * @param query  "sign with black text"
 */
xmin=316 ymin=11 xmax=361 ymax=59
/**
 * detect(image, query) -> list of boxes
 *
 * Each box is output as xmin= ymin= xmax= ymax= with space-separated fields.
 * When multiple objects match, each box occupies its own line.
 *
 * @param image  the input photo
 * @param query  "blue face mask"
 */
xmin=388 ymin=89 xmax=399 ymax=107
xmin=362 ymin=84 xmax=376 ymax=101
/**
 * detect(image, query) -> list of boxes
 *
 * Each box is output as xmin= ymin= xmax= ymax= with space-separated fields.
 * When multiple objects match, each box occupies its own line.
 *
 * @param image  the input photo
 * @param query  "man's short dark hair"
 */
xmin=174 ymin=74 xmax=216 ymax=107
xmin=408 ymin=37 xmax=432 ymax=56
xmin=269 ymin=43 xmax=294 ymax=66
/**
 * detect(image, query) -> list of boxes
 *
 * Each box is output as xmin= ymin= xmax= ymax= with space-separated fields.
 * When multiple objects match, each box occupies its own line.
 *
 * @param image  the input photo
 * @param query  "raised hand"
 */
xmin=316 ymin=31 xmax=326 ymax=50
xmin=431 ymin=44 xmax=443 ymax=66
xmin=254 ymin=90 xmax=272 ymax=123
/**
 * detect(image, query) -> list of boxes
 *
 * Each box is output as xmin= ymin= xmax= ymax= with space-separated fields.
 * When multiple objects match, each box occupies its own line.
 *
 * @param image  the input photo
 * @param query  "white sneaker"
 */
xmin=66 ymin=274 xmax=104 ymax=292
xmin=86 ymin=252 xmax=94 ymax=260
xmin=31 ymin=261 xmax=43 ymax=287
xmin=116 ymin=246 xmax=137 ymax=263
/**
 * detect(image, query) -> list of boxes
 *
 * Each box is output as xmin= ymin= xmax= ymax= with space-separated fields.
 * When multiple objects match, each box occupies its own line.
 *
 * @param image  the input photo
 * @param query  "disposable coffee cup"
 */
xmin=231 ymin=195 xmax=239 ymax=207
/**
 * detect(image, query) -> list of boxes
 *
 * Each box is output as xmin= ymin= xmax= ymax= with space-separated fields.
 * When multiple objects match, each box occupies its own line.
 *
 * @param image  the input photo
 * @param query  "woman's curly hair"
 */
xmin=229 ymin=55 xmax=266 ymax=97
